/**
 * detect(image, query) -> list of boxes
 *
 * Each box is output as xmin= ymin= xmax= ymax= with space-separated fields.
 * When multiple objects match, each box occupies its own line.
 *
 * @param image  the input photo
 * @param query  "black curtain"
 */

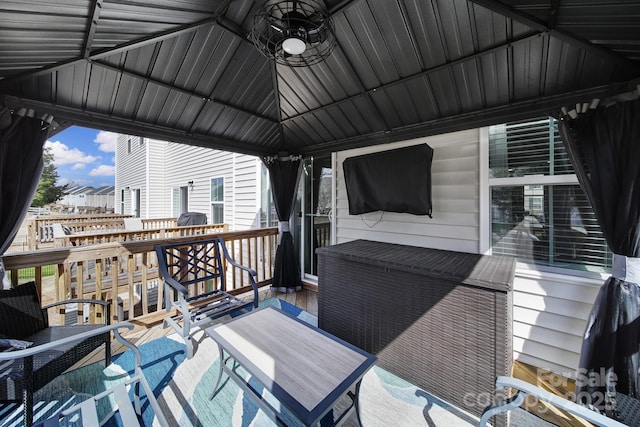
xmin=0 ymin=107 xmax=52 ymax=286
xmin=264 ymin=157 xmax=302 ymax=292
xmin=557 ymin=96 xmax=640 ymax=416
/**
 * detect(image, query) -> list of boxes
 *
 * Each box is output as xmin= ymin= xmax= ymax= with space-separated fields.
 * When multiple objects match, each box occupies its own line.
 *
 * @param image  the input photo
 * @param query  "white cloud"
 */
xmin=45 ymin=140 xmax=97 ymax=168
xmin=94 ymin=131 xmax=117 ymax=153
xmin=89 ymin=165 xmax=115 ymax=177
xmin=71 ymin=163 xmax=86 ymax=171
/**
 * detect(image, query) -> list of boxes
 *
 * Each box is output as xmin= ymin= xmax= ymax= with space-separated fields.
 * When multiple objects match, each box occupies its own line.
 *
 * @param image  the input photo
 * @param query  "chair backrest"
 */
xmin=51 ymin=223 xmax=68 ymax=238
xmin=0 ymin=281 xmax=46 ymax=339
xmin=155 ymin=237 xmax=227 ymax=291
xmin=123 ymin=217 xmax=143 ymax=230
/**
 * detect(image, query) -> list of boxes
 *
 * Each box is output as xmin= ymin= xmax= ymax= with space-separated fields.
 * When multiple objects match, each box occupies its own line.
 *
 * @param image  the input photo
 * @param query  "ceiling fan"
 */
xmin=251 ymin=0 xmax=336 ymax=67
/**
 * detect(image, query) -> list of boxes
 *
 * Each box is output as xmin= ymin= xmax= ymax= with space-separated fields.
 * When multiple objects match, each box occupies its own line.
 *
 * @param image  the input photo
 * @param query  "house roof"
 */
xmin=1 ymin=0 xmax=639 ymax=158
xmin=64 ymin=186 xmax=94 ymax=195
xmin=63 ymin=185 xmax=114 ymax=195
xmin=90 ymin=185 xmax=116 ymax=195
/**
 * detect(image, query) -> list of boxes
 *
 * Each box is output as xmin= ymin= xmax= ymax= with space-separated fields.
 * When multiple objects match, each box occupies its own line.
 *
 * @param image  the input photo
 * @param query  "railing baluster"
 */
xmin=34 ymin=266 xmax=42 ymax=298
xmin=141 ymin=252 xmax=149 ymax=316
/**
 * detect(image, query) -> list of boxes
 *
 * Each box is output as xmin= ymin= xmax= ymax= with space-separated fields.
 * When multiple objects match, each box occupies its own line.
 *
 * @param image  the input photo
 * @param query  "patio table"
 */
xmin=205 ymin=306 xmax=377 ymax=426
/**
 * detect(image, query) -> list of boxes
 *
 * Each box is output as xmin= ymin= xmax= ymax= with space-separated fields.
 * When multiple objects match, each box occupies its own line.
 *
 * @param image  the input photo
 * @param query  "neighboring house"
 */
xmin=114 ymin=135 xmax=277 ymax=231
xmin=59 ymin=185 xmax=115 ymax=211
xmin=298 ymin=116 xmax=610 ymax=379
xmin=88 ymin=186 xmax=116 ymax=210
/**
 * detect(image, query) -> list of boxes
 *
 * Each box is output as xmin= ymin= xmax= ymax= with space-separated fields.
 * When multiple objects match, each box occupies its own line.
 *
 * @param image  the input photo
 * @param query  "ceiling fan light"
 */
xmin=251 ymin=0 xmax=335 ymax=66
xmin=282 ymin=37 xmax=306 ymax=55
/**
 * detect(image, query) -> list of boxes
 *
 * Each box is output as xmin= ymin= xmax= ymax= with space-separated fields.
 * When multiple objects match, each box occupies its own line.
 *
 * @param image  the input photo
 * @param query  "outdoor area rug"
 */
xmin=1 ymin=298 xmax=482 ymax=426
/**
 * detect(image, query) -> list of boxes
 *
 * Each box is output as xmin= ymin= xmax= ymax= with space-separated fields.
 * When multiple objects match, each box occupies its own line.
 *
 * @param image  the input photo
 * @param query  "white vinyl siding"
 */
xmin=334 ymin=128 xmax=480 ymax=253
xmin=163 ymin=145 xmax=226 ymax=222
xmin=159 ymin=143 xmax=260 ymax=230
xmin=233 ymin=156 xmax=263 ymax=229
xmin=115 ymin=135 xmax=147 ymax=216
xmin=512 ymin=266 xmax=606 ymax=377
xmin=116 ymin=134 xmax=261 ymax=229
xmin=146 ymin=140 xmax=166 ymax=217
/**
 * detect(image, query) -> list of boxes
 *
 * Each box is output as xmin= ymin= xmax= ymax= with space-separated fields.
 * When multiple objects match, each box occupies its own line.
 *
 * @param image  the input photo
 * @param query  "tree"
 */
xmin=31 ymin=147 xmax=67 ymax=207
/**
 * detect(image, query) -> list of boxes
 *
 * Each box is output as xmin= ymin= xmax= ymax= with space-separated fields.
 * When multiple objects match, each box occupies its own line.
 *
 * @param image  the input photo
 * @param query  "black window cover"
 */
xmin=343 ymin=144 xmax=433 ymax=217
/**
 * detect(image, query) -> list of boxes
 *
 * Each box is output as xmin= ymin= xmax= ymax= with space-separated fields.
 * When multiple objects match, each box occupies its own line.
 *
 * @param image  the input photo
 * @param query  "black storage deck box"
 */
xmin=317 ymin=239 xmax=515 ymax=423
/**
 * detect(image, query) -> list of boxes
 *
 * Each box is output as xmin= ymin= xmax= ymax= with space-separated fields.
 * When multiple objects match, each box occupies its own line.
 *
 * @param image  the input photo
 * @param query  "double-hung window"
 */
xmin=210 ymin=177 xmax=224 ymax=224
xmin=488 ymin=117 xmax=612 ymax=273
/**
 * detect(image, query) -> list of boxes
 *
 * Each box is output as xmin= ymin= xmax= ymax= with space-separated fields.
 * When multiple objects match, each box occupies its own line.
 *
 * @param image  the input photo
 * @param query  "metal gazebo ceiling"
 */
xmin=1 ymin=0 xmax=639 ymax=157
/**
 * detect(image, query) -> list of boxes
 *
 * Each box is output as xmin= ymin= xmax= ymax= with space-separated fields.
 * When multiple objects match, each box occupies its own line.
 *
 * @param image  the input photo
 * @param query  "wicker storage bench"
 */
xmin=317 ymin=239 xmax=515 ymax=423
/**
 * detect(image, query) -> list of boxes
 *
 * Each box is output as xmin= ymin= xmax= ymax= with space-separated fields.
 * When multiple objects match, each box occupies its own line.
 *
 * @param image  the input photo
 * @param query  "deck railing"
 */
xmin=3 ymin=228 xmax=278 ymax=323
xmin=32 ymin=217 xmax=180 ymax=248
xmin=29 ymin=214 xmax=133 ymax=248
xmin=54 ymin=223 xmax=228 ymax=247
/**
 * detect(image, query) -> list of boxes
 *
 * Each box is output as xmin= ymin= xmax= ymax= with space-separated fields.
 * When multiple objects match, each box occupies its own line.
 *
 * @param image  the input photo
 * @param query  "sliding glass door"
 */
xmin=300 ymin=156 xmax=333 ymax=278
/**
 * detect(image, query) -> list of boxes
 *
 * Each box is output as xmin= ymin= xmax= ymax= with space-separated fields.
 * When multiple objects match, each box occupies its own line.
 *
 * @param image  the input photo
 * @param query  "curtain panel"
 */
xmin=264 ymin=156 xmax=302 ymax=292
xmin=0 ymin=107 xmax=52 ymax=286
xmin=558 ymin=95 xmax=640 ymax=418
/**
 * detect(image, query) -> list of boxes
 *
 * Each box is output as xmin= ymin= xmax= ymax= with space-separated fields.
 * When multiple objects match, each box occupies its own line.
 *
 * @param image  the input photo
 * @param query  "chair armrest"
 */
xmin=218 ymin=242 xmax=259 ymax=307
xmin=42 ymin=298 xmax=111 ymax=325
xmin=479 ymin=376 xmax=628 ymax=427
xmin=162 ymin=275 xmax=189 ymax=295
xmin=0 ymin=322 xmax=133 ymax=362
xmin=218 ymin=241 xmax=257 ymax=277
xmin=42 ymin=298 xmax=109 ymax=311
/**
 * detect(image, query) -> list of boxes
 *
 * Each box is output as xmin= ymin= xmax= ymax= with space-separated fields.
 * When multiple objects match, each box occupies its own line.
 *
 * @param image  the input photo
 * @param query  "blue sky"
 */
xmin=45 ymin=126 xmax=117 ymax=188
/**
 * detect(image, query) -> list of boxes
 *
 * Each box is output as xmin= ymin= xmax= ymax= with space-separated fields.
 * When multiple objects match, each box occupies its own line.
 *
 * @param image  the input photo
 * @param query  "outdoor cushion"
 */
xmin=0 ymin=338 xmax=32 ymax=349
xmin=0 ymin=281 xmax=45 ymax=339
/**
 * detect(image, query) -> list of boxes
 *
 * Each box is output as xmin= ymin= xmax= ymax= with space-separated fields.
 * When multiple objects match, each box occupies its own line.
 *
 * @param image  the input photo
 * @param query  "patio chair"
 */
xmin=34 ymin=322 xmax=169 ymax=427
xmin=0 ymin=281 xmax=112 ymax=427
xmin=478 ymin=376 xmax=636 ymax=427
xmin=155 ymin=237 xmax=259 ymax=358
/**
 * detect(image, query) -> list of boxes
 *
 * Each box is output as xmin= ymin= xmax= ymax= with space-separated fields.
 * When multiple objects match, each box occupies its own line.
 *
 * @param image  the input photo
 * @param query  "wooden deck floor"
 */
xmin=79 ymin=287 xmax=317 ymax=365
xmin=76 ymin=287 xmax=586 ymax=426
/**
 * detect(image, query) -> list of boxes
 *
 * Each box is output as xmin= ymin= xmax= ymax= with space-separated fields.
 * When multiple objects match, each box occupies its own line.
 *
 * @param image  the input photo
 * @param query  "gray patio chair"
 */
xmin=33 ymin=322 xmax=169 ymax=427
xmin=155 ymin=237 xmax=259 ymax=358
xmin=479 ymin=376 xmax=635 ymax=427
xmin=0 ymin=281 xmax=112 ymax=427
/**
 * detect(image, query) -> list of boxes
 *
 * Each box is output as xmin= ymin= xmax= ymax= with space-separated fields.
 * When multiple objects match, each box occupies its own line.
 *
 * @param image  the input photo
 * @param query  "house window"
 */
xmin=120 ymin=189 xmax=125 ymax=214
xmin=127 ymin=138 xmax=132 ymax=154
xmin=210 ymin=177 xmax=224 ymax=224
xmin=488 ymin=117 xmax=612 ymax=273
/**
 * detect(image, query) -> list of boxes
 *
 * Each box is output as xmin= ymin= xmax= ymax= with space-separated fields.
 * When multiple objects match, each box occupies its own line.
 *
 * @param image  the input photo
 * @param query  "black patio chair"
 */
xmin=155 ymin=237 xmax=259 ymax=358
xmin=0 ymin=281 xmax=112 ymax=427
